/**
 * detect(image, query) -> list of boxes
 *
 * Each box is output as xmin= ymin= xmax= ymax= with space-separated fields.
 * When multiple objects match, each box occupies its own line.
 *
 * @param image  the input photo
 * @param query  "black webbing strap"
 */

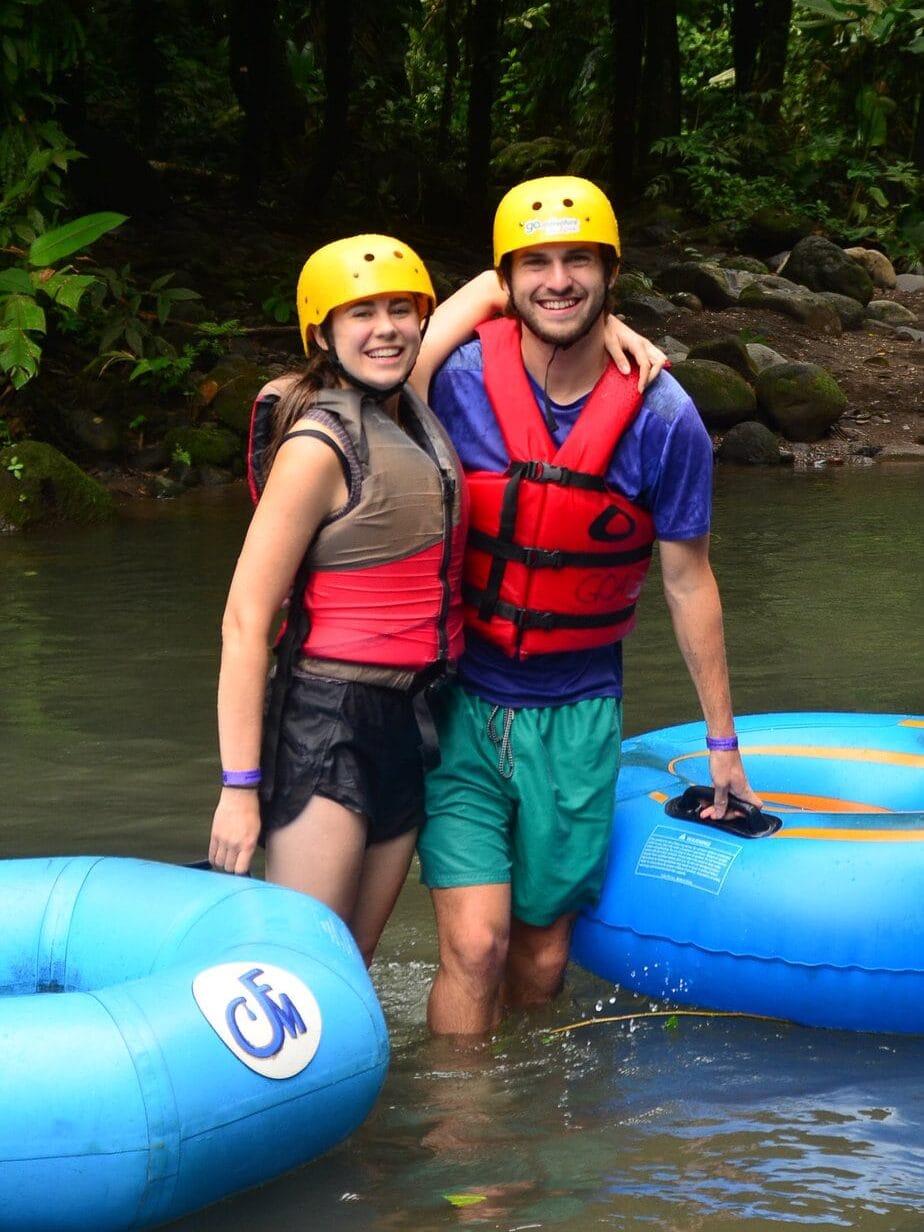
xmin=283 ymin=428 xmax=351 ymax=489
xmin=465 ymin=584 xmax=636 ymax=632
xmin=260 ymin=553 xmax=313 ymax=803
xmin=478 ymin=467 xmax=525 ymax=622
xmin=467 ymin=528 xmax=653 ymax=570
xmin=506 ymin=460 xmax=609 ymax=491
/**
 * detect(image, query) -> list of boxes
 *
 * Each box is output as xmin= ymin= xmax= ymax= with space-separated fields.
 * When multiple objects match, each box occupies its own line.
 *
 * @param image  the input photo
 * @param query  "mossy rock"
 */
xmin=756 ymin=362 xmax=848 ymax=442
xmin=669 ymin=360 xmax=757 ymax=430
xmin=0 ymin=441 xmax=115 ymax=530
xmin=164 ymin=425 xmax=241 ymax=467
xmin=490 ymin=138 xmax=574 ymax=183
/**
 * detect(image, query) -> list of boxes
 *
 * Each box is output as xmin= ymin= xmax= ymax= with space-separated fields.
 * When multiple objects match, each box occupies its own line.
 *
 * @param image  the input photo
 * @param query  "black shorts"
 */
xmin=259 ymin=672 xmax=427 ymax=845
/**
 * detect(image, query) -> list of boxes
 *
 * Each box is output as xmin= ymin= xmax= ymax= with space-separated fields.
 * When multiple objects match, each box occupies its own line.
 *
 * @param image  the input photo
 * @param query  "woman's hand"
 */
xmin=209 ymin=789 xmax=261 ymax=875
xmin=604 ymin=316 xmax=668 ymax=392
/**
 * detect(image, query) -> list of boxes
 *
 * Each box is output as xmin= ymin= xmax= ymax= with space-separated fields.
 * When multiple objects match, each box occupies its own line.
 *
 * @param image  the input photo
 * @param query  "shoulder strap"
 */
xmin=282 ymin=428 xmax=351 ymax=489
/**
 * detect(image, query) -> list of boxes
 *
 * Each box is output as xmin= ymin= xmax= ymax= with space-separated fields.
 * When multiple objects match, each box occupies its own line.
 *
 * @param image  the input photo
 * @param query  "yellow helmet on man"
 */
xmin=492 ymin=176 xmax=621 ymax=268
xmin=296 ymin=234 xmax=436 ymax=355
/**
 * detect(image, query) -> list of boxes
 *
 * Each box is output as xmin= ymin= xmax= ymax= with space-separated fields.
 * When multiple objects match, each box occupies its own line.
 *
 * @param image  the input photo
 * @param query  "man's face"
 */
xmin=505 ymin=241 xmax=609 ymax=348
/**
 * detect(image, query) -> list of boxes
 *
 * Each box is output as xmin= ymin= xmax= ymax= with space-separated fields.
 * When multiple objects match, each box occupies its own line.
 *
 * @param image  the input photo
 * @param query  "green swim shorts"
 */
xmin=417 ymin=685 xmax=622 ymax=927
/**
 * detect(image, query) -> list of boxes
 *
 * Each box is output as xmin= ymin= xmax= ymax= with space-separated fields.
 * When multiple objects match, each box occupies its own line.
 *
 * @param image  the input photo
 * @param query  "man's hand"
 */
xmin=603 ymin=316 xmax=668 ymax=392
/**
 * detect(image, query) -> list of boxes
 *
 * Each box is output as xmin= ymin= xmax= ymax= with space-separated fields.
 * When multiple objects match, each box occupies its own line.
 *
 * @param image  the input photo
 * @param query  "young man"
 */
xmin=416 ymin=176 xmax=760 ymax=1035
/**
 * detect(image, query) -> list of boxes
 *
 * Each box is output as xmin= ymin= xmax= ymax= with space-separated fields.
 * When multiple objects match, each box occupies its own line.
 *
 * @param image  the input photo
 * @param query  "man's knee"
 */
xmin=441 ymin=917 xmax=509 ymax=985
xmin=431 ymin=888 xmax=511 ymax=988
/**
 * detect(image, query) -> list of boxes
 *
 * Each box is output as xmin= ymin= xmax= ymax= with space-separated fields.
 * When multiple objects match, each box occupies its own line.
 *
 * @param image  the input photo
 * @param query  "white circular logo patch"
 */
xmin=193 ymin=961 xmax=322 ymax=1079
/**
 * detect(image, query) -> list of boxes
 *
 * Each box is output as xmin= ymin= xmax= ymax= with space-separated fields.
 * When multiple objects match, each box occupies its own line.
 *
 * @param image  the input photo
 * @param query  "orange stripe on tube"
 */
xmin=774 ymin=827 xmax=924 ymax=842
xmin=668 ymin=745 xmax=924 ymax=772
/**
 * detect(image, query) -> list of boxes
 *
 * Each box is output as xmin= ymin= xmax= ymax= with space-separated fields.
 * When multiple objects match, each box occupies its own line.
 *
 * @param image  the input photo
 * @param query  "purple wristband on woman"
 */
xmin=705 ymin=735 xmax=739 ymax=752
xmin=221 ymin=768 xmax=262 ymax=788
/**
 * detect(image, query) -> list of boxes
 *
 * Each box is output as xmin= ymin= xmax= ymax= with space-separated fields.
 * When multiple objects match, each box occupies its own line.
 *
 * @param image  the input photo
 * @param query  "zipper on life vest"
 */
xmin=435 ymin=470 xmax=456 ymax=664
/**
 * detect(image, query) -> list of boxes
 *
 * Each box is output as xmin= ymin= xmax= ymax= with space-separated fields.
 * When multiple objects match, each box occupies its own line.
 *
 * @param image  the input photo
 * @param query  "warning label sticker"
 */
xmin=634 ymin=825 xmax=740 ymax=895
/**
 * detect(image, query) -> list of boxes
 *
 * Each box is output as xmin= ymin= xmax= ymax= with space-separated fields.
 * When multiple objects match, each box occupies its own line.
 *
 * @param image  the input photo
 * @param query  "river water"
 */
xmin=1 ymin=463 xmax=922 ymax=1231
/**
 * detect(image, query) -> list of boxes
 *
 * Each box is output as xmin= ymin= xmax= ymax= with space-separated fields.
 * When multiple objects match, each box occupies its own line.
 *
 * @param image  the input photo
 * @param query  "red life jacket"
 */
xmin=248 ymin=381 xmax=466 ymax=682
xmin=463 ymin=317 xmax=655 ymax=659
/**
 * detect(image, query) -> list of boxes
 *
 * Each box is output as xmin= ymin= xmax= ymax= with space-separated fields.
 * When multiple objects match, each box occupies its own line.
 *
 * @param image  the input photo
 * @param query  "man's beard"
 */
xmin=510 ymin=281 xmax=607 ymax=349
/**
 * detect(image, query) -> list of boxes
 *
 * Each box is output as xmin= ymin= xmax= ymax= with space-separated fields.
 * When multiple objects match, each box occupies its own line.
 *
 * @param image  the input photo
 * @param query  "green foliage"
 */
xmin=0 ymin=2 xmax=86 ymax=246
xmin=123 ymin=320 xmax=240 ymax=395
xmin=77 ymin=265 xmax=202 ymax=371
xmin=0 ymin=211 xmax=127 ymax=388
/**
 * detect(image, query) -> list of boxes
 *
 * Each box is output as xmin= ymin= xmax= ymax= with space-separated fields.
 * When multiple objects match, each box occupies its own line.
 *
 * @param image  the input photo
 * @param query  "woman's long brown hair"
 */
xmin=263 ymin=348 xmax=341 ymax=477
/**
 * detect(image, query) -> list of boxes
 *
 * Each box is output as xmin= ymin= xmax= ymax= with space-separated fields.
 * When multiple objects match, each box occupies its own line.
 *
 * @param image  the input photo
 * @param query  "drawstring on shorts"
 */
xmin=487 ymin=705 xmax=515 ymax=780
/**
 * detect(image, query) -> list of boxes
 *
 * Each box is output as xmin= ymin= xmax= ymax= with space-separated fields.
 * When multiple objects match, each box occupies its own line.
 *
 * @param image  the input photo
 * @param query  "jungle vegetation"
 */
xmin=1 ymin=0 xmax=922 ymax=399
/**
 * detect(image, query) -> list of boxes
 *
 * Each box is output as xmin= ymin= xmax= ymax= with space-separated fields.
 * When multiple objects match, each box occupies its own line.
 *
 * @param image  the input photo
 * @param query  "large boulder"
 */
xmin=843 ymin=247 xmax=897 ymax=289
xmin=670 ymin=359 xmax=757 ymax=430
xmin=204 ymin=355 xmax=268 ymax=435
xmin=780 ymin=236 xmax=874 ymax=304
xmin=0 ymin=441 xmax=115 ymax=530
xmin=865 ymin=300 xmax=917 ymax=326
xmin=656 ymin=262 xmax=739 ymax=309
xmin=746 ymin=342 xmax=788 ymax=372
xmin=816 ymin=291 xmax=867 ymax=331
xmin=687 ymin=336 xmax=758 ymax=384
xmin=163 ymin=424 xmax=241 ymax=467
xmin=756 ymin=363 xmax=848 ymax=442
xmin=740 ymin=205 xmax=815 ymax=255
xmin=738 ymin=277 xmax=842 ymax=336
xmin=718 ymin=421 xmax=782 ymax=465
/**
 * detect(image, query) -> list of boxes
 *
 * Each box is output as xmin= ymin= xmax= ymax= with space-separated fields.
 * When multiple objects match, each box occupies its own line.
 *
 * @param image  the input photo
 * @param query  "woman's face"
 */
xmin=320 ymin=293 xmax=422 ymax=391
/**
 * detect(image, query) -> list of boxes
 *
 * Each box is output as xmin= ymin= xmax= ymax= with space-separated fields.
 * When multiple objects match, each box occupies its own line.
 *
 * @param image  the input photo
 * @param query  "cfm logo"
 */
xmin=193 ymin=961 xmax=322 ymax=1079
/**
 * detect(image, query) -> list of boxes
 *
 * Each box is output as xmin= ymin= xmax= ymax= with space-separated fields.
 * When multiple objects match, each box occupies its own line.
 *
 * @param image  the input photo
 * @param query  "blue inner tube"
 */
xmin=0 ymin=857 xmax=389 ymax=1231
xmin=571 ymin=712 xmax=924 ymax=1034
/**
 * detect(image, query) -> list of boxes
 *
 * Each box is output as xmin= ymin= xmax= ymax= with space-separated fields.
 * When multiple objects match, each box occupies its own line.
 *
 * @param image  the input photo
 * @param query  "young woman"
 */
xmin=208 ymin=233 xmax=664 ymax=965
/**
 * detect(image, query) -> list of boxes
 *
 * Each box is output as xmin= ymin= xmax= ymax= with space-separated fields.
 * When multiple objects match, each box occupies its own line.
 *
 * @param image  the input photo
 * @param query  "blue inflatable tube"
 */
xmin=0 ymin=857 xmax=389 ymax=1231
xmin=571 ymin=712 xmax=924 ymax=1034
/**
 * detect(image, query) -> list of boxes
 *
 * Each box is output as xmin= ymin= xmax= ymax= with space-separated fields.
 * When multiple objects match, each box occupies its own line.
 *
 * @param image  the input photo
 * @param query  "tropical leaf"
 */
xmin=2 ymin=294 xmax=45 ymax=334
xmin=0 ymin=268 xmax=33 ymax=295
xmin=42 ymin=271 xmax=97 ymax=312
xmin=28 ymin=212 xmax=127 ymax=267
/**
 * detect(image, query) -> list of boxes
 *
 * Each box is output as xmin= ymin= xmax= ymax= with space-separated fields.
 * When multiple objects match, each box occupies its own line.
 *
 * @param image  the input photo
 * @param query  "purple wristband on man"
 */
xmin=705 ymin=735 xmax=739 ymax=752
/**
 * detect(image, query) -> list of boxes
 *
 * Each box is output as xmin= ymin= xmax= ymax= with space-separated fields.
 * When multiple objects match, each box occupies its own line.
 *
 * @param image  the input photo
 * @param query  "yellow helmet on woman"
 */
xmin=492 ymin=176 xmax=621 ymax=268
xmin=296 ymin=234 xmax=436 ymax=354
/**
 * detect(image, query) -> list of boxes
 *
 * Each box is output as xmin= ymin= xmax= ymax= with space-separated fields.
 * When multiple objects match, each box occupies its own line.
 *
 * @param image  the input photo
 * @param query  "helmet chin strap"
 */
xmin=539 ymin=299 xmax=606 ymax=433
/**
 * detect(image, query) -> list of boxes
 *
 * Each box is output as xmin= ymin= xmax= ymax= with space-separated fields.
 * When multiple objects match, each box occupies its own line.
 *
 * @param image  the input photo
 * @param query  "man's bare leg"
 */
xmin=503 ymin=912 xmax=576 ymax=1009
xmin=427 ymin=883 xmax=511 ymax=1035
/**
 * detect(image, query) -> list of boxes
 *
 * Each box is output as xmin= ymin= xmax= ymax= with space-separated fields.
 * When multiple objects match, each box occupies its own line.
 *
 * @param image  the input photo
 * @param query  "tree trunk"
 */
xmin=754 ymin=0 xmax=793 ymax=123
xmin=608 ymin=0 xmax=645 ymax=208
xmin=132 ymin=0 xmax=161 ymax=152
xmin=438 ymin=0 xmax=461 ymax=159
xmin=464 ymin=0 xmax=501 ymax=218
xmin=638 ymin=1 xmax=681 ymax=156
xmin=313 ymin=0 xmax=353 ymax=201
xmin=228 ymin=0 xmax=281 ymax=202
xmin=730 ymin=0 xmax=761 ymax=96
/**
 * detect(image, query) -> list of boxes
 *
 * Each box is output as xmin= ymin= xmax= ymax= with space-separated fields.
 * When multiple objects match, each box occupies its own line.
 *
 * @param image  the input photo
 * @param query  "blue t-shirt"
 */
xmin=430 ymin=339 xmax=714 ymax=707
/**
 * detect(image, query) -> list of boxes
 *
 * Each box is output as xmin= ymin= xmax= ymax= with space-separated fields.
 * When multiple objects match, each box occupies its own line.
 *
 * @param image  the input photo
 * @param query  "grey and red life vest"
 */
xmin=463 ymin=317 xmax=655 ymax=659
xmin=248 ymin=381 xmax=467 ymax=684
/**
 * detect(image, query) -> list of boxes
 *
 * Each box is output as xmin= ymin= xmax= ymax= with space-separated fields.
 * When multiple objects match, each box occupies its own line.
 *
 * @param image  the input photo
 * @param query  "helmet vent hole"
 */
xmin=562 ymin=198 xmax=573 ymax=207
xmin=394 ymin=251 xmax=404 ymax=259
xmin=531 ymin=201 xmax=542 ymax=211
xmin=363 ymin=253 xmax=375 ymax=262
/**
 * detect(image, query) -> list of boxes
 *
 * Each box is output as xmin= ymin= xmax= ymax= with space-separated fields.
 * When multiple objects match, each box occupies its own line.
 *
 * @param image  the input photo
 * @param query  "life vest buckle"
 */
xmin=522 ymin=461 xmax=570 ymax=485
xmin=524 ymin=546 xmax=564 ymax=569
